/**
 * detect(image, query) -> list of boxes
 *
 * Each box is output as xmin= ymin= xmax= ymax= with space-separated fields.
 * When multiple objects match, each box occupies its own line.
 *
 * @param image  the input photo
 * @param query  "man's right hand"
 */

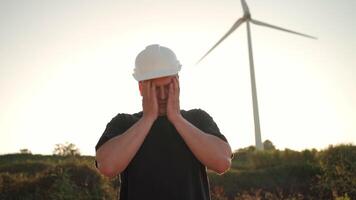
xmin=141 ymin=80 xmax=158 ymax=122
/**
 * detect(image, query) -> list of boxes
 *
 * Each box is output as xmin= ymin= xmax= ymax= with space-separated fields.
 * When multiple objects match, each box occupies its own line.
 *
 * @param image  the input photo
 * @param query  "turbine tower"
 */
xmin=197 ymin=0 xmax=317 ymax=150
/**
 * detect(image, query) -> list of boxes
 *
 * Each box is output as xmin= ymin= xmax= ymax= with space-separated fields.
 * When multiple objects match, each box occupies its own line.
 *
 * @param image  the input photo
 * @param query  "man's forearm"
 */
xmin=95 ymin=117 xmax=155 ymax=177
xmin=171 ymin=115 xmax=232 ymax=174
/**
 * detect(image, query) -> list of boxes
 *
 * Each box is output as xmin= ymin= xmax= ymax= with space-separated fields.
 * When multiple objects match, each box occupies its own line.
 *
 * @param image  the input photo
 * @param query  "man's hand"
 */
xmin=142 ymin=80 xmax=158 ymax=122
xmin=96 ymin=80 xmax=158 ymax=177
xmin=167 ymin=77 xmax=182 ymax=123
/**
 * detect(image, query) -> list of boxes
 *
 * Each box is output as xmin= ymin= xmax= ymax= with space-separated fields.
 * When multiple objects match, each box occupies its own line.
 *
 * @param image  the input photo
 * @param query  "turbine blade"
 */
xmin=241 ymin=0 xmax=250 ymax=14
xmin=250 ymin=19 xmax=317 ymax=39
xmin=197 ymin=18 xmax=246 ymax=64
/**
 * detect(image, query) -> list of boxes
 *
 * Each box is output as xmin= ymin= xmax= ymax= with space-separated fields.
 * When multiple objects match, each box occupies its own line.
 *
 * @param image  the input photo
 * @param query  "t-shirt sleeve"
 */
xmin=192 ymin=109 xmax=234 ymax=159
xmin=190 ymin=109 xmax=228 ymax=143
xmin=95 ymin=113 xmax=134 ymax=151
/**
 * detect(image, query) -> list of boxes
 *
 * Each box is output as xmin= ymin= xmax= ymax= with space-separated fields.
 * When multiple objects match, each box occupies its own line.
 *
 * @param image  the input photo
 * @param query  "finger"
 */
xmin=173 ymin=78 xmax=179 ymax=96
xmin=146 ymin=81 xmax=152 ymax=99
xmin=150 ymin=83 xmax=156 ymax=96
xmin=170 ymin=82 xmax=174 ymax=96
xmin=167 ymin=82 xmax=173 ymax=102
xmin=141 ymin=82 xmax=146 ymax=100
xmin=142 ymin=81 xmax=148 ymax=99
xmin=151 ymin=82 xmax=156 ymax=100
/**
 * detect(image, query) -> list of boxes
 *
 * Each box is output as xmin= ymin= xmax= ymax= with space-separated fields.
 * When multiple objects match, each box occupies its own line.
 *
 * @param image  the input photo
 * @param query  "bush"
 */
xmin=0 ymin=156 xmax=116 ymax=200
xmin=209 ymin=163 xmax=320 ymax=199
xmin=317 ymin=144 xmax=356 ymax=199
xmin=0 ymin=162 xmax=51 ymax=176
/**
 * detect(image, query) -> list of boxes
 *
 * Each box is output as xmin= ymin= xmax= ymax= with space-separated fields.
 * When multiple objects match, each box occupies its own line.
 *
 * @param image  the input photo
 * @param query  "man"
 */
xmin=95 ymin=44 xmax=232 ymax=200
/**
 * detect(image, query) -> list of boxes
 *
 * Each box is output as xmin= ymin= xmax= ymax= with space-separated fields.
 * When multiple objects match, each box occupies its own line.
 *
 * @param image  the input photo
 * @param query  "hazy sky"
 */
xmin=1 ymin=0 xmax=355 ymax=155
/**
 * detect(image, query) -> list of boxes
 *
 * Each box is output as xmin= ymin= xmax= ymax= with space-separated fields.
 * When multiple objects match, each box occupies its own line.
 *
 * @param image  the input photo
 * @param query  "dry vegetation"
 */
xmin=0 ymin=144 xmax=355 ymax=200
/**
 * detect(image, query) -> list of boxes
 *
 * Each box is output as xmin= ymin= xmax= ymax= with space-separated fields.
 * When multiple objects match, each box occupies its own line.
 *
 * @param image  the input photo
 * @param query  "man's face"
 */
xmin=139 ymin=75 xmax=178 ymax=116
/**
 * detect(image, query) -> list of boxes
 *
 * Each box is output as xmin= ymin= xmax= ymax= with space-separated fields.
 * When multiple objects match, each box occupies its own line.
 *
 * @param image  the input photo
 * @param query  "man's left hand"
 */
xmin=167 ymin=77 xmax=182 ymax=123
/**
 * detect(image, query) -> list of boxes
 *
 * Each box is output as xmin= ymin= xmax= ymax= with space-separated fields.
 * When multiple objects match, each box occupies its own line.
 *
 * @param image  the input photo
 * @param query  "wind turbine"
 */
xmin=197 ymin=0 xmax=317 ymax=150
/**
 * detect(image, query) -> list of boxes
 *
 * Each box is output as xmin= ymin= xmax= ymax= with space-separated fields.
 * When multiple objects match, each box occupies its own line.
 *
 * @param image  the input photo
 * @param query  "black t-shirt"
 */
xmin=95 ymin=109 xmax=229 ymax=200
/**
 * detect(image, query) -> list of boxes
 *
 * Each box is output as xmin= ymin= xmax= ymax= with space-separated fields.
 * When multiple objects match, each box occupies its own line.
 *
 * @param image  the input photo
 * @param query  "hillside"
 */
xmin=0 ymin=144 xmax=355 ymax=200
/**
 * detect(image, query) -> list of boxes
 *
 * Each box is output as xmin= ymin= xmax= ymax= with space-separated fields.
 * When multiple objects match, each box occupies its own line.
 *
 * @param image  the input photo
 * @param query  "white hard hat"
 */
xmin=133 ymin=44 xmax=182 ymax=81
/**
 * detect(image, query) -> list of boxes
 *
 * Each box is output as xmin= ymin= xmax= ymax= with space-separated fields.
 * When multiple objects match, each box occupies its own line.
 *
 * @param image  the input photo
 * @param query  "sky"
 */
xmin=0 ymin=0 xmax=355 ymax=156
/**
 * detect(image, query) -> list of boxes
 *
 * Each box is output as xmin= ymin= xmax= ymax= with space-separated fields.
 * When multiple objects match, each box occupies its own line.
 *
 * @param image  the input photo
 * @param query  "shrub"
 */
xmin=0 ymin=157 xmax=116 ymax=199
xmin=0 ymin=162 xmax=51 ymax=176
xmin=317 ymin=144 xmax=356 ymax=199
xmin=209 ymin=162 xmax=320 ymax=199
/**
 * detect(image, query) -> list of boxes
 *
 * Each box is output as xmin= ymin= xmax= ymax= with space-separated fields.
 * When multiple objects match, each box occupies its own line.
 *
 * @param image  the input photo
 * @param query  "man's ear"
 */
xmin=138 ymin=82 xmax=143 ymax=96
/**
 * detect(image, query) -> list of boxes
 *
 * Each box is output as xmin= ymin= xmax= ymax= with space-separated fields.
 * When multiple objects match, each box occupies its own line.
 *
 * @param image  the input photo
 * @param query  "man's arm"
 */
xmin=96 ymin=81 xmax=158 ymax=177
xmin=96 ymin=117 xmax=154 ymax=177
xmin=171 ymin=116 xmax=232 ymax=174
xmin=167 ymin=78 xmax=232 ymax=174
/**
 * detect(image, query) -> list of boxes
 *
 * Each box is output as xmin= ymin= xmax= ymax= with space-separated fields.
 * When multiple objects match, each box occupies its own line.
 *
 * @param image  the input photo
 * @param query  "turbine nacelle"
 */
xmin=243 ymin=13 xmax=251 ymax=20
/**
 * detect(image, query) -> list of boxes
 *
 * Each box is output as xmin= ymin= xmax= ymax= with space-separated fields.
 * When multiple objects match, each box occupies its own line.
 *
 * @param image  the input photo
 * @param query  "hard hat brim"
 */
xmin=133 ymin=67 xmax=180 ymax=81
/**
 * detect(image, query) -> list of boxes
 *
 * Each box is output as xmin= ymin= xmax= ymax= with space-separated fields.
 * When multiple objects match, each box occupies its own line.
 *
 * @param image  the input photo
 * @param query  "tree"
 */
xmin=53 ymin=142 xmax=80 ymax=156
xmin=19 ymin=149 xmax=32 ymax=154
xmin=263 ymin=140 xmax=276 ymax=151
